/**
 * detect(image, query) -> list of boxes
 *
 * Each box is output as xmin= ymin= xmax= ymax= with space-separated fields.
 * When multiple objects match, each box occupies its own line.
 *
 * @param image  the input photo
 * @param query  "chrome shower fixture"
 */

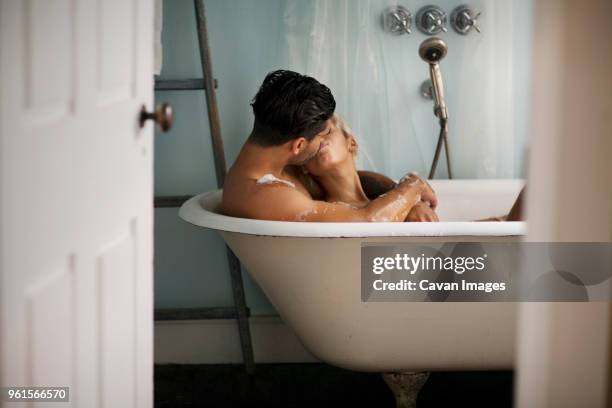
xmin=419 ymin=37 xmax=448 ymax=120
xmin=382 ymin=5 xmax=484 ymax=37
xmin=419 ymin=37 xmax=452 ymax=179
xmin=451 ymin=5 xmax=481 ymax=35
xmin=420 ymin=79 xmax=434 ymax=100
xmin=415 ymin=5 xmax=447 ymax=35
xmin=382 ymin=5 xmax=412 ymax=35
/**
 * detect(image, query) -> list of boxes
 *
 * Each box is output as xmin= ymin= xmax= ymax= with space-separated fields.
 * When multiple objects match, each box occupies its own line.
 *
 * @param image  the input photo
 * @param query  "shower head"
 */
xmin=419 ymin=37 xmax=448 ymax=63
xmin=419 ymin=37 xmax=448 ymax=122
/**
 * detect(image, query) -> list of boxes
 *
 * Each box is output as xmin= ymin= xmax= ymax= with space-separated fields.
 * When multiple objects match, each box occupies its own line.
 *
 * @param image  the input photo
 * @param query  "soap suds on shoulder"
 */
xmin=256 ymin=173 xmax=295 ymax=188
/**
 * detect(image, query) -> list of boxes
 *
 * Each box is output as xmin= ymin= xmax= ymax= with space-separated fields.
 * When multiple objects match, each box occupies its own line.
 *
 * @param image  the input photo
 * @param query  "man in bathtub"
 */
xmin=222 ymin=69 xmax=524 ymax=222
xmin=222 ymin=69 xmax=438 ymax=222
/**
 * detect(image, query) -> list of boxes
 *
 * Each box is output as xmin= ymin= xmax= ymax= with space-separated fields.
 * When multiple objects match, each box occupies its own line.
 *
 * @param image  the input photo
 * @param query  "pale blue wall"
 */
xmin=154 ymin=0 xmax=284 ymax=314
xmin=154 ymin=0 xmax=533 ymax=315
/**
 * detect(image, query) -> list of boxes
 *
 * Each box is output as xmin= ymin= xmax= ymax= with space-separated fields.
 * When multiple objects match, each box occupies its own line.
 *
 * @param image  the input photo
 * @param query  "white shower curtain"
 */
xmin=277 ymin=0 xmax=533 ymax=179
xmin=279 ymin=0 xmax=389 ymax=174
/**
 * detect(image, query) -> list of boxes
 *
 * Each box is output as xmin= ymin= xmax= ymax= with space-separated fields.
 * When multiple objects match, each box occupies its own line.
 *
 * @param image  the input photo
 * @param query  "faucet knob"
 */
xmin=436 ymin=12 xmax=448 ymax=33
xmin=395 ymin=12 xmax=412 ymax=34
xmin=382 ymin=5 xmax=412 ymax=35
xmin=451 ymin=6 xmax=482 ymax=35
xmin=416 ymin=6 xmax=448 ymax=35
xmin=471 ymin=12 xmax=482 ymax=33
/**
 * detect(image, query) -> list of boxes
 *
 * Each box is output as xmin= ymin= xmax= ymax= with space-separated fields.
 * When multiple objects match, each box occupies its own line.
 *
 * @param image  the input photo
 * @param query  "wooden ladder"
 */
xmin=153 ymin=0 xmax=255 ymax=375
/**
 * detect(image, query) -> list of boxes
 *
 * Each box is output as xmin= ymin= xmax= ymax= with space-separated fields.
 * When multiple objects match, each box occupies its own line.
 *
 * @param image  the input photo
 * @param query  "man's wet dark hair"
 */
xmin=249 ymin=70 xmax=336 ymax=146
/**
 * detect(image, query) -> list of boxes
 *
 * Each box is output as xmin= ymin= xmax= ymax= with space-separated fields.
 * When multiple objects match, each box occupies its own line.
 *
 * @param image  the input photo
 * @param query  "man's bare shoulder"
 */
xmin=222 ymin=171 xmax=314 ymax=220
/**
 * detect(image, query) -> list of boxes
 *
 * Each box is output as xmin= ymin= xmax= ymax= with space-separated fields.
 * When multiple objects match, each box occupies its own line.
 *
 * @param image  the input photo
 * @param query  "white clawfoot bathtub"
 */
xmin=179 ymin=179 xmax=526 ymax=372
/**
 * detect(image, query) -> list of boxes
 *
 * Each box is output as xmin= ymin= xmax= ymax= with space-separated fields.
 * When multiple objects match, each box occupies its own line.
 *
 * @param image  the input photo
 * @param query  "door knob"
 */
xmin=139 ymin=103 xmax=174 ymax=132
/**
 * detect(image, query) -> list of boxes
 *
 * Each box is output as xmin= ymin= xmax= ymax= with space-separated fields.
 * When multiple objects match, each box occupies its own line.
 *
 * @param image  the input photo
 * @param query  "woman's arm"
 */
xmin=358 ymin=170 xmax=397 ymax=199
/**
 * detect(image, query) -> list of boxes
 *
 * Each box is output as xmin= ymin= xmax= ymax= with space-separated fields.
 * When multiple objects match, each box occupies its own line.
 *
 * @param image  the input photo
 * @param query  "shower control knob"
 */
xmin=382 ymin=5 xmax=412 ymax=35
xmin=416 ymin=6 xmax=448 ymax=35
xmin=451 ymin=6 xmax=482 ymax=35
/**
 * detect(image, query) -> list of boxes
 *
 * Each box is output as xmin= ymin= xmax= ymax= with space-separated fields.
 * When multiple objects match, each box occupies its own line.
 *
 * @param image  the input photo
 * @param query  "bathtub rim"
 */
xmin=178 ymin=189 xmax=527 ymax=238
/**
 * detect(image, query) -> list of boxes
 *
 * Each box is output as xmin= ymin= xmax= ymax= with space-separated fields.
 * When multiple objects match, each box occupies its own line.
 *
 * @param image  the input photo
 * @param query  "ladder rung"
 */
xmin=154 ymin=306 xmax=251 ymax=321
xmin=154 ymin=195 xmax=193 ymax=208
xmin=154 ymin=78 xmax=217 ymax=91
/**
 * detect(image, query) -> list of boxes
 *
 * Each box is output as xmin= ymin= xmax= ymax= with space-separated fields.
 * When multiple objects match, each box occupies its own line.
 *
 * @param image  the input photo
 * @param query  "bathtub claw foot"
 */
xmin=382 ymin=371 xmax=430 ymax=408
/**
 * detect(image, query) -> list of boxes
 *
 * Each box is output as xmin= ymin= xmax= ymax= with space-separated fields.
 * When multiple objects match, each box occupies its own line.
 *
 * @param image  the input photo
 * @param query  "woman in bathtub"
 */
xmin=294 ymin=113 xmax=524 ymax=222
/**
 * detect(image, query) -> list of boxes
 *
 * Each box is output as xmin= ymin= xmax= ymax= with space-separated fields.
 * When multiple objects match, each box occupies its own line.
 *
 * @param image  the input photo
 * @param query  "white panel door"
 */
xmin=0 ymin=0 xmax=154 ymax=407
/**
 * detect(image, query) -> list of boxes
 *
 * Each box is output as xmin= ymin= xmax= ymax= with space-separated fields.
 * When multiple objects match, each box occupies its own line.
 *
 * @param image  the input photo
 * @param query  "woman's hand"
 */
xmin=405 ymin=201 xmax=439 ymax=222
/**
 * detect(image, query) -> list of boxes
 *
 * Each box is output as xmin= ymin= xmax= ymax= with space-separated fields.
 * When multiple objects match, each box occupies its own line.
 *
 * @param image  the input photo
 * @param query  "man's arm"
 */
xmin=244 ymin=174 xmax=435 ymax=222
xmin=358 ymin=170 xmax=439 ymax=222
xmin=405 ymin=201 xmax=439 ymax=222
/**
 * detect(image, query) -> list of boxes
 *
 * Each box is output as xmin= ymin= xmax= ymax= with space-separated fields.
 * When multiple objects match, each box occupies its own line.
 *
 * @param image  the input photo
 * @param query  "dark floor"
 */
xmin=155 ymin=363 xmax=513 ymax=407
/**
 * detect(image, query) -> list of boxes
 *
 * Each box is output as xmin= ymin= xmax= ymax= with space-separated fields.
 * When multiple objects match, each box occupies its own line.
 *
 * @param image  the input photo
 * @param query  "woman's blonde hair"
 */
xmin=331 ymin=113 xmax=357 ymax=157
xmin=297 ymin=113 xmax=357 ymax=196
